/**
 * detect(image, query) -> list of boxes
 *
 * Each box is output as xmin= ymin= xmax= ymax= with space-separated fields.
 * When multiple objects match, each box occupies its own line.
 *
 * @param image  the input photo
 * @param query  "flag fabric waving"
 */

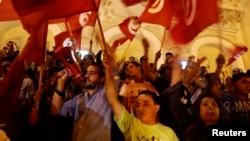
xmin=111 ymin=16 xmax=140 ymax=49
xmin=226 ymin=45 xmax=248 ymax=66
xmin=54 ymin=30 xmax=82 ymax=51
xmin=0 ymin=0 xmax=51 ymax=124
xmin=0 ymin=0 xmax=100 ymax=125
xmin=138 ymin=0 xmax=173 ymax=29
xmin=170 ymin=0 xmax=219 ymax=44
xmin=48 ymin=0 xmax=98 ymax=19
xmin=11 ymin=0 xmax=52 ymax=64
xmin=51 ymin=11 xmax=97 ymax=50
xmin=11 ymin=0 xmax=100 ymax=64
xmin=65 ymin=12 xmax=97 ymax=50
xmin=110 ymin=37 xmax=128 ymax=50
xmin=49 ymin=11 xmax=97 ymax=26
xmin=120 ymin=16 xmax=140 ymax=40
xmin=0 ymin=0 xmax=19 ymax=21
xmin=65 ymin=12 xmax=97 ymax=31
xmin=50 ymin=0 xmax=100 ymax=50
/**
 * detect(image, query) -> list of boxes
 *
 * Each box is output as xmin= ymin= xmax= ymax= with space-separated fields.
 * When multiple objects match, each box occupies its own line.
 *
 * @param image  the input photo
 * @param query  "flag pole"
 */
xmin=217 ymin=22 xmax=224 ymax=54
xmin=66 ymin=20 xmax=82 ymax=63
xmin=160 ymin=29 xmax=167 ymax=51
xmin=35 ymin=44 xmax=48 ymax=110
xmin=90 ymin=0 xmax=105 ymax=49
xmin=93 ymin=0 xmax=113 ymax=60
xmin=66 ymin=21 xmax=73 ymax=37
xmin=95 ymin=8 xmax=107 ymax=50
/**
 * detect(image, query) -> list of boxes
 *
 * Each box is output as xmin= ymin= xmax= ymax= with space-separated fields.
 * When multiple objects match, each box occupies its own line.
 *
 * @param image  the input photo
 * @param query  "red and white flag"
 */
xmin=0 ymin=0 xmax=100 ymax=124
xmin=54 ymin=30 xmax=82 ymax=51
xmin=51 ymin=12 xmax=97 ymax=50
xmin=226 ymin=45 xmax=248 ymax=66
xmin=170 ymin=0 xmax=219 ymax=44
xmin=48 ymin=0 xmax=99 ymax=19
xmin=111 ymin=16 xmax=140 ymax=49
xmin=65 ymin=12 xmax=97 ymax=31
xmin=120 ymin=16 xmax=140 ymax=40
xmin=138 ymin=0 xmax=173 ymax=29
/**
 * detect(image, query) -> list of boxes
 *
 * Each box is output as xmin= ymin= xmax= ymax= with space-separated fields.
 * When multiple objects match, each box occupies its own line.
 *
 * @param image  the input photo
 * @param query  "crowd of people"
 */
xmin=0 ymin=39 xmax=250 ymax=141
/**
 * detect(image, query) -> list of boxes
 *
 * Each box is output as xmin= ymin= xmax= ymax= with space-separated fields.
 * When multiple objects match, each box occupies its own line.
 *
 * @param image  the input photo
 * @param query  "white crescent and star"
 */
xmin=128 ymin=18 xmax=140 ymax=35
xmin=63 ymin=38 xmax=73 ymax=47
xmin=148 ymin=0 xmax=164 ymax=14
xmin=79 ymin=12 xmax=92 ymax=27
xmin=182 ymin=0 xmax=196 ymax=25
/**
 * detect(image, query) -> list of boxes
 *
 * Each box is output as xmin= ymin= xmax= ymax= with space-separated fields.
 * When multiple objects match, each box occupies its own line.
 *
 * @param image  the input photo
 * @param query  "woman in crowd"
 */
xmin=162 ymin=54 xmax=230 ymax=141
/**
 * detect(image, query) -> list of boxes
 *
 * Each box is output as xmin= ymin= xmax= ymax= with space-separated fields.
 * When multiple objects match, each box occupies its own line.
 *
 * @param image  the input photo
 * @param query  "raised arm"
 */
xmin=207 ymin=54 xmax=225 ymax=98
xmin=182 ymin=56 xmax=206 ymax=90
xmin=170 ymin=55 xmax=182 ymax=87
xmin=141 ymin=38 xmax=157 ymax=82
xmin=102 ymin=49 xmax=123 ymax=120
xmin=50 ymin=69 xmax=68 ymax=116
xmin=161 ymin=55 xmax=192 ymax=139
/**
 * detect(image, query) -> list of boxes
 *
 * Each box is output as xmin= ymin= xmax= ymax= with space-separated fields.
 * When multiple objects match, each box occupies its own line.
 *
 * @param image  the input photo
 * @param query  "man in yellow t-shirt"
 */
xmin=115 ymin=92 xmax=179 ymax=141
xmin=103 ymin=51 xmax=179 ymax=141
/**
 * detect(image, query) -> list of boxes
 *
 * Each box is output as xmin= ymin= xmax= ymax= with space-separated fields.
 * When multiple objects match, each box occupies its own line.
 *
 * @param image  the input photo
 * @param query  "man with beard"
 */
xmin=50 ymin=63 xmax=112 ymax=141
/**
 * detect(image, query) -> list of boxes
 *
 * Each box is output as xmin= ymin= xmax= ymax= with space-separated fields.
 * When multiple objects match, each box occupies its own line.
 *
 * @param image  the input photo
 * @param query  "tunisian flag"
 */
xmin=170 ymin=0 xmax=219 ymax=44
xmin=50 ymin=11 xmax=97 ymax=51
xmin=65 ymin=12 xmax=97 ymax=50
xmin=11 ymin=0 xmax=99 ymax=63
xmin=226 ymin=45 xmax=248 ymax=66
xmin=111 ymin=16 xmax=141 ymax=49
xmin=11 ymin=0 xmax=52 ymax=64
xmin=54 ymin=30 xmax=82 ymax=51
xmin=0 ymin=0 xmax=99 ymax=124
xmin=48 ymin=0 xmax=98 ymax=19
xmin=65 ymin=12 xmax=97 ymax=31
xmin=138 ymin=0 xmax=173 ymax=29
xmin=0 ymin=0 xmax=19 ymax=21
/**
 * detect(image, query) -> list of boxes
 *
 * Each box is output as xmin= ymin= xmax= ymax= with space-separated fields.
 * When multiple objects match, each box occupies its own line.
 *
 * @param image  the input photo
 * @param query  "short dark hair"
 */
xmin=138 ymin=90 xmax=160 ymax=105
xmin=165 ymin=52 xmax=173 ymax=56
xmin=127 ymin=61 xmax=143 ymax=74
xmin=246 ymin=69 xmax=250 ymax=76
xmin=46 ymin=50 xmax=54 ymax=56
xmin=89 ymin=62 xmax=105 ymax=77
xmin=128 ymin=61 xmax=141 ymax=67
xmin=0 ymin=56 xmax=15 ymax=63
xmin=158 ymin=64 xmax=171 ymax=76
xmin=232 ymin=72 xmax=248 ymax=82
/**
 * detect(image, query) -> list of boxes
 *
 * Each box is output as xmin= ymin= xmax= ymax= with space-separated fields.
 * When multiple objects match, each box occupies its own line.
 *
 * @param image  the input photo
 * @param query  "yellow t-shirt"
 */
xmin=0 ymin=129 xmax=10 ymax=141
xmin=114 ymin=106 xmax=179 ymax=141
